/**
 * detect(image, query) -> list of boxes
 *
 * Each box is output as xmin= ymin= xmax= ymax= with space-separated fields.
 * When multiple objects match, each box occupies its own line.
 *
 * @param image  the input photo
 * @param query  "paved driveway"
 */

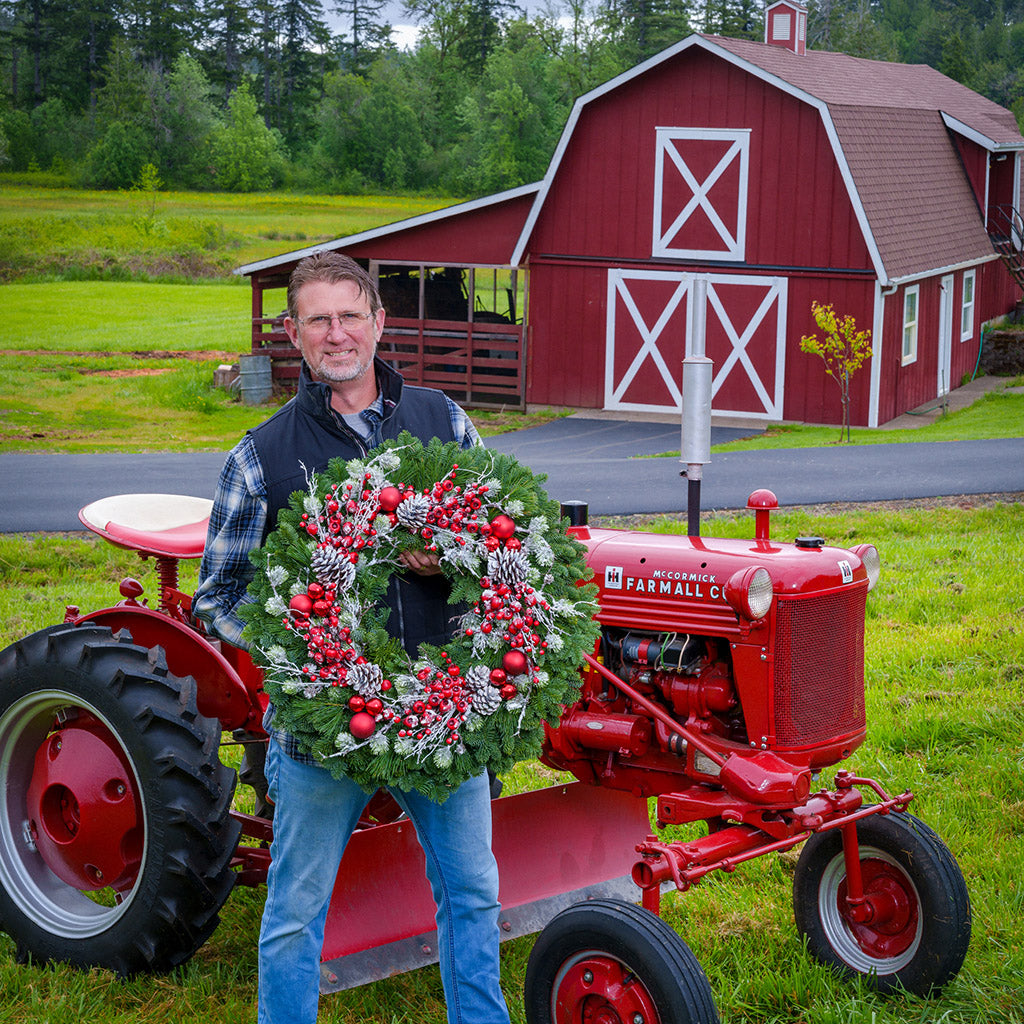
xmin=2 ymin=419 xmax=1022 ymax=532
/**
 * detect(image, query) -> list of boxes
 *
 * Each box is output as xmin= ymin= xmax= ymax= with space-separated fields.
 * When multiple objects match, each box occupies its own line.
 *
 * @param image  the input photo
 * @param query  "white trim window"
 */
xmin=960 ymin=269 xmax=975 ymax=342
xmin=902 ymin=285 xmax=919 ymax=365
xmin=652 ymin=127 xmax=750 ymax=261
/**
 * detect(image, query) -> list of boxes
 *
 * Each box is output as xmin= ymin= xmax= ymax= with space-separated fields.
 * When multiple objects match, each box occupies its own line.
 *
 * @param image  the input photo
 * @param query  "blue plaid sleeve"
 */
xmin=194 ymin=435 xmax=267 ymax=649
xmin=445 ymin=396 xmax=482 ymax=449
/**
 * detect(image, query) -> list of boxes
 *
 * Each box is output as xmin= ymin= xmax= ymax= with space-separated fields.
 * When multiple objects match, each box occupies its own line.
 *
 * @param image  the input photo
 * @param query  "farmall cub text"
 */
xmin=0 ymin=485 xmax=970 ymax=1023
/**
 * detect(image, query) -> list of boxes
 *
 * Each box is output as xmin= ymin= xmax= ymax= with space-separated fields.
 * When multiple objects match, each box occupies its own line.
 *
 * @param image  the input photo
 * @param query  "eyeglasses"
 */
xmin=295 ymin=312 xmax=374 ymax=334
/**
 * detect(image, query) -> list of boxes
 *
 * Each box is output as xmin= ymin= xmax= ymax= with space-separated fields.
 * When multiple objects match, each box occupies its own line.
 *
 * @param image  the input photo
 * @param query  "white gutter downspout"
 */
xmin=870 ymin=279 xmax=899 ymax=429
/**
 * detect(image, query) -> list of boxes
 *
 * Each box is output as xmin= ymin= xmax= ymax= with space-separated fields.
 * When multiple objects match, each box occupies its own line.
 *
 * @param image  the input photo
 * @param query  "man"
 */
xmin=194 ymin=251 xmax=511 ymax=1024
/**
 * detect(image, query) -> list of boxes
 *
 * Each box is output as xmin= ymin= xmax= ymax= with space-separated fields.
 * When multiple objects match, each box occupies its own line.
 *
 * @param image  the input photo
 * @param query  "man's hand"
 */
xmin=400 ymin=549 xmax=442 ymax=576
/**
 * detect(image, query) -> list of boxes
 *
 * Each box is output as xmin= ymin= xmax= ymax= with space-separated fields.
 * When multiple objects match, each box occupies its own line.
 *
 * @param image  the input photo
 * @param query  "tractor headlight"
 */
xmin=851 ymin=543 xmax=881 ymax=591
xmin=725 ymin=566 xmax=774 ymax=622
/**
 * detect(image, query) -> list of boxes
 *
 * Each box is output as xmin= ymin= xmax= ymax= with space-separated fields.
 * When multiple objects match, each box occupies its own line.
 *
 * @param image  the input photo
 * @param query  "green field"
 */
xmin=0 ymin=181 xmax=459 ymax=280
xmin=1 ymin=500 xmax=1022 ymax=1023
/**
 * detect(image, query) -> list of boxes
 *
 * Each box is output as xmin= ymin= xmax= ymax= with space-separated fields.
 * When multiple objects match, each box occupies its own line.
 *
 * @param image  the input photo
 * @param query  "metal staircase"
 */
xmin=989 ymin=205 xmax=1024 ymax=292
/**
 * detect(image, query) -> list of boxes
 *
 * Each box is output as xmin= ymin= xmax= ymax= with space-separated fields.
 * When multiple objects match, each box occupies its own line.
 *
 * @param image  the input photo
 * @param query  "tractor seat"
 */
xmin=79 ymin=493 xmax=213 ymax=560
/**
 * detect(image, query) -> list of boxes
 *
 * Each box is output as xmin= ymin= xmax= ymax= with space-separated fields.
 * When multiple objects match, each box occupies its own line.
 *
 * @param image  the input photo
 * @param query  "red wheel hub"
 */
xmin=25 ymin=715 xmax=143 ymax=892
xmin=839 ymin=857 xmax=919 ymax=959
xmin=554 ymin=955 xmax=660 ymax=1024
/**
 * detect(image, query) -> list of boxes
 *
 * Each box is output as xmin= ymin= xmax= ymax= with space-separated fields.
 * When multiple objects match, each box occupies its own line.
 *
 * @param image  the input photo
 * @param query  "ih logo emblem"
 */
xmin=605 ymin=566 xmax=624 ymax=590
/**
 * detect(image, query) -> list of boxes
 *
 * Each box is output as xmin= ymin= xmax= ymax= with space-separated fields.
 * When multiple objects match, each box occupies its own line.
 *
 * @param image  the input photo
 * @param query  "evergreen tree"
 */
xmin=333 ymin=0 xmax=393 ymax=71
xmin=277 ymin=0 xmax=332 ymax=145
xmin=95 ymin=35 xmax=151 ymax=130
xmin=200 ymin=0 xmax=256 ymax=97
xmin=156 ymin=52 xmax=219 ymax=185
xmin=121 ymin=0 xmax=201 ymax=68
xmin=596 ymin=0 xmax=691 ymax=65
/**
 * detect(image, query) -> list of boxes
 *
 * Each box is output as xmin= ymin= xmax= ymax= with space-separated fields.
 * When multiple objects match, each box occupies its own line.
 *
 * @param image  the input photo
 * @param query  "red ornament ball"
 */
xmin=502 ymin=650 xmax=529 ymax=677
xmin=489 ymin=668 xmax=507 ymax=685
xmin=349 ymin=711 xmax=377 ymax=739
xmin=378 ymin=486 xmax=404 ymax=512
xmin=289 ymin=594 xmax=313 ymax=617
xmin=500 ymin=684 xmax=518 ymax=700
xmin=490 ymin=514 xmax=516 ymax=540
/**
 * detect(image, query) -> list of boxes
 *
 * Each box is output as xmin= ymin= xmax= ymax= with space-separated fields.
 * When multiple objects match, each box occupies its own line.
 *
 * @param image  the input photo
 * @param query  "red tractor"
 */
xmin=0 ymin=487 xmax=970 ymax=1024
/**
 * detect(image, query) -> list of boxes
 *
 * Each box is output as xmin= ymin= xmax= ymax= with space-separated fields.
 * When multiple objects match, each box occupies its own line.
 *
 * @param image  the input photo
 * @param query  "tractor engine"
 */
xmin=543 ymin=492 xmax=881 ymax=812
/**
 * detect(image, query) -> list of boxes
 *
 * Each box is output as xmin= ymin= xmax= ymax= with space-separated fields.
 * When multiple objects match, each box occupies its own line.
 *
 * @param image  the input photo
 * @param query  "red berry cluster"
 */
xmin=298 ymin=475 xmax=381 ymax=565
xmin=379 ymin=467 xmax=498 ymax=552
xmin=467 ymin=575 xmax=550 ymax=685
xmin=399 ymin=654 xmax=473 ymax=746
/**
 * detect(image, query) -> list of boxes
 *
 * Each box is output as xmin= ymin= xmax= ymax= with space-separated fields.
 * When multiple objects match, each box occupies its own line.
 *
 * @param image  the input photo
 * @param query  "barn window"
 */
xmin=901 ymin=286 xmax=919 ymax=365
xmin=652 ymin=127 xmax=750 ymax=261
xmin=960 ymin=270 xmax=975 ymax=342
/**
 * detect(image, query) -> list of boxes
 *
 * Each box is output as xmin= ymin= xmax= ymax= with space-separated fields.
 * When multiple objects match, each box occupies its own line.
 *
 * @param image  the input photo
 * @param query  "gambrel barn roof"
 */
xmin=704 ymin=34 xmax=1024 ymax=280
xmin=509 ymin=33 xmax=1024 ymax=284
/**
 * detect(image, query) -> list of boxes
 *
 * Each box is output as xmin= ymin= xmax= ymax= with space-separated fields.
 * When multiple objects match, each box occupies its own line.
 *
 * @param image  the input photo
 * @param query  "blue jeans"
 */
xmin=257 ymin=737 xmax=511 ymax=1024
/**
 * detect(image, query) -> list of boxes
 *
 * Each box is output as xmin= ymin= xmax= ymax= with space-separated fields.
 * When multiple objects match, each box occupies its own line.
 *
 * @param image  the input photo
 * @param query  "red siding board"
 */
xmin=343 ymin=194 xmax=535 ymax=265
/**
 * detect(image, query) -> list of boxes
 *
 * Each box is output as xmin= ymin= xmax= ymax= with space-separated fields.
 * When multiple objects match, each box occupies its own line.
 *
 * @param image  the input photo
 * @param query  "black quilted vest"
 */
xmin=250 ymin=359 xmax=457 ymax=654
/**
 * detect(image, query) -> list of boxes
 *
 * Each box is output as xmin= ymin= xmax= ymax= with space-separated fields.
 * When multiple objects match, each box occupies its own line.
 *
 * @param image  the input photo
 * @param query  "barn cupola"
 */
xmin=765 ymin=0 xmax=807 ymax=55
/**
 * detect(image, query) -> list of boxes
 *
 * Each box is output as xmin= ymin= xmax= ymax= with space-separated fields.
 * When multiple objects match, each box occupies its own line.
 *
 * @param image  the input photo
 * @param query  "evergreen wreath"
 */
xmin=242 ymin=432 xmax=600 ymax=802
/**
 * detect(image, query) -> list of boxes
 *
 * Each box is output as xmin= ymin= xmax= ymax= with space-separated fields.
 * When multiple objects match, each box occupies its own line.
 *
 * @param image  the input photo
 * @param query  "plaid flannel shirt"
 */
xmin=193 ymin=389 xmax=480 ymax=763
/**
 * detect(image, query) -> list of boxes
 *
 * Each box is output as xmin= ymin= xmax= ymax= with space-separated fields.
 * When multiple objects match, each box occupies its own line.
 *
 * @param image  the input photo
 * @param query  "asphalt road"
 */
xmin=2 ymin=420 xmax=1023 ymax=533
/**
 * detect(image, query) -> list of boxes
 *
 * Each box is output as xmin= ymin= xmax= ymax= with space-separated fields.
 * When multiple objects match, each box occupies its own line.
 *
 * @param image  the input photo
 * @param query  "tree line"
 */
xmin=1 ymin=0 xmax=1023 ymax=196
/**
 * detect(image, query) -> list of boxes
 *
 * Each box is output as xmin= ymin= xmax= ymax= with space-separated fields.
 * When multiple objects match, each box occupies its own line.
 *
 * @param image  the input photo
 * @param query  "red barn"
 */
xmin=240 ymin=3 xmax=1024 ymax=427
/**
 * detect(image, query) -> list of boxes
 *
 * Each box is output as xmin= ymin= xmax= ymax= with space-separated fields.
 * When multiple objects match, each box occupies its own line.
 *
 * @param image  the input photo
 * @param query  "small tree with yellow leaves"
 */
xmin=800 ymin=302 xmax=873 ymax=443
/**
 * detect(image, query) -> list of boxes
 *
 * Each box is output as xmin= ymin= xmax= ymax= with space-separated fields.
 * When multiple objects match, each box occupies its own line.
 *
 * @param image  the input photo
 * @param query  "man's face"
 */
xmin=285 ymin=278 xmax=385 ymax=384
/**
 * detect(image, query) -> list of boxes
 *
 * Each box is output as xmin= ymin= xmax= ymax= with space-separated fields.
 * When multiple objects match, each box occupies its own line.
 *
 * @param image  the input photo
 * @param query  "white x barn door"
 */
xmin=653 ymin=128 xmax=750 ymax=260
xmin=605 ymin=270 xmax=788 ymax=420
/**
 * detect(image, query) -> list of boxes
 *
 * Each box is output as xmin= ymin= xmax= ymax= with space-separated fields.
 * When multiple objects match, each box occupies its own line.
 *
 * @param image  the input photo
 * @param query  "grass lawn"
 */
xmin=0 ymin=499 xmax=1022 ymax=1022
xmin=0 ymin=182 xmax=459 ymax=279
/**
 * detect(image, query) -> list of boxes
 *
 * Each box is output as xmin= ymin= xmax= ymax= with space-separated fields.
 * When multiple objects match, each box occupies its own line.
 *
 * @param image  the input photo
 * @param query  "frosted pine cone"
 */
xmin=465 ymin=666 xmax=502 ymax=715
xmin=311 ymin=545 xmax=357 ymax=591
xmin=396 ymin=493 xmax=432 ymax=531
xmin=470 ymin=681 xmax=502 ymax=716
xmin=487 ymin=547 xmax=529 ymax=588
xmin=347 ymin=661 xmax=385 ymax=697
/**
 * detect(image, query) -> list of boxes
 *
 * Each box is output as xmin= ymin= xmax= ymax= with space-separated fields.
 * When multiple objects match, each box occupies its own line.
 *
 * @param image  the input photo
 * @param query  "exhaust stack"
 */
xmin=681 ymin=278 xmax=713 ymax=536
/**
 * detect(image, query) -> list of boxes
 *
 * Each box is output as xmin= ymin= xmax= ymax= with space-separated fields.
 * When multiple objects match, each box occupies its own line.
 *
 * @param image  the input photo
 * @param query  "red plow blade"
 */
xmin=319 ymin=782 xmax=650 ymax=992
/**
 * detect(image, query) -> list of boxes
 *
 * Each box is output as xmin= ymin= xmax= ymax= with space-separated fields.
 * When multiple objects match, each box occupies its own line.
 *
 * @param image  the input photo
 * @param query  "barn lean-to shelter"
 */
xmin=238 ymin=1 xmax=1024 ymax=427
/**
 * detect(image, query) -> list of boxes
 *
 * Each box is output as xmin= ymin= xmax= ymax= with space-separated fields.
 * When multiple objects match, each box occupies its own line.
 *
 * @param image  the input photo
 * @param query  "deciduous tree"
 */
xmin=800 ymin=302 xmax=873 ymax=443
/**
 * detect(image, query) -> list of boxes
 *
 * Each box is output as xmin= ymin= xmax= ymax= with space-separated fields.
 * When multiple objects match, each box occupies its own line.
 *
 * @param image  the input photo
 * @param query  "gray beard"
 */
xmin=310 ymin=352 xmax=374 ymax=383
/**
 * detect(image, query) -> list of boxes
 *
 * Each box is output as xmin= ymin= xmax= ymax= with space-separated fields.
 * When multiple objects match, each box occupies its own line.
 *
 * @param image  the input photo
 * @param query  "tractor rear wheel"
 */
xmin=793 ymin=809 xmax=971 ymax=995
xmin=524 ymin=898 xmax=720 ymax=1024
xmin=0 ymin=623 xmax=240 ymax=975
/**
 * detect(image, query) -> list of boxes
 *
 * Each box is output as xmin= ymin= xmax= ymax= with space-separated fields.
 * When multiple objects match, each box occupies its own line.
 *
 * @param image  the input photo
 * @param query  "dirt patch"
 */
xmin=77 ymin=368 xmax=175 ymax=377
xmin=0 ymin=349 xmax=243 ymax=362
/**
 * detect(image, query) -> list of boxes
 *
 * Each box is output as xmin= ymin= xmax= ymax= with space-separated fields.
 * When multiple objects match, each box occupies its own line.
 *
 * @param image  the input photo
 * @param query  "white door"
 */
xmin=604 ymin=269 xmax=787 ymax=419
xmin=937 ymin=275 xmax=954 ymax=397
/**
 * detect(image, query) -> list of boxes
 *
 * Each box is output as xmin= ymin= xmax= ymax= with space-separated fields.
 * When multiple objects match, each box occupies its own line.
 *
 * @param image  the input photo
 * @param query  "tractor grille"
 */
xmin=772 ymin=587 xmax=866 ymax=747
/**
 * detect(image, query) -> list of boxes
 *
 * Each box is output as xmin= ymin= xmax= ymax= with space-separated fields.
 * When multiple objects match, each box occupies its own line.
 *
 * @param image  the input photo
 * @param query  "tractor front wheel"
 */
xmin=524 ymin=898 xmax=720 ymax=1024
xmin=0 ymin=624 xmax=240 ymax=975
xmin=793 ymin=809 xmax=971 ymax=995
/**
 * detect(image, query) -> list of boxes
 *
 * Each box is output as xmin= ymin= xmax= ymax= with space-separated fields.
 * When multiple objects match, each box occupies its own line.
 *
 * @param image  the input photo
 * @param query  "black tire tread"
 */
xmin=793 ymin=808 xmax=971 ymax=995
xmin=525 ymin=897 xmax=720 ymax=1024
xmin=0 ymin=623 xmax=241 ymax=976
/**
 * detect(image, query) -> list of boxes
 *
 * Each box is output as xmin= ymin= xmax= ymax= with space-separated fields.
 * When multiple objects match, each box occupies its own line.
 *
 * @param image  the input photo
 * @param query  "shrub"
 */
xmin=85 ymin=121 xmax=151 ymax=190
